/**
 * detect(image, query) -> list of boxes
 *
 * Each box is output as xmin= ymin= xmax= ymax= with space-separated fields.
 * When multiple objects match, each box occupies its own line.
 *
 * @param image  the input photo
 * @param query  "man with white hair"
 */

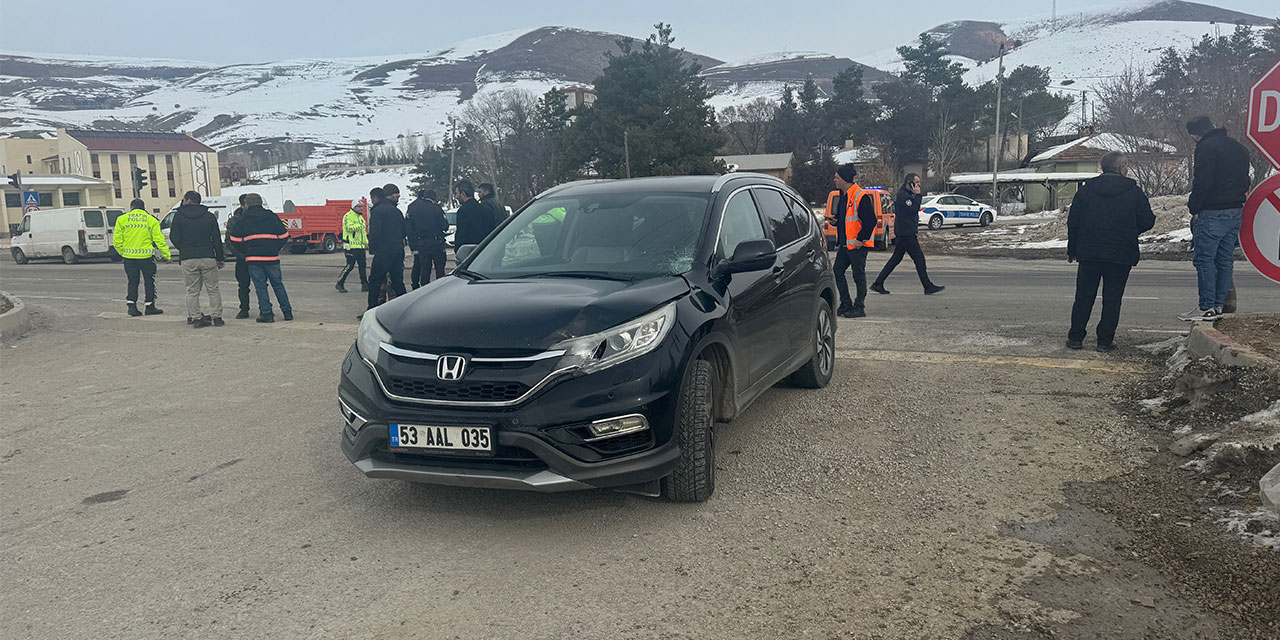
xmin=336 ymin=198 xmax=369 ymax=293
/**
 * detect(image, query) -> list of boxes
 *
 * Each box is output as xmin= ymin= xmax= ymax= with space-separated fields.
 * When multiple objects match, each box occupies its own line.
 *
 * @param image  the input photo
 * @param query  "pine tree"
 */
xmin=897 ymin=33 xmax=965 ymax=92
xmin=765 ymin=86 xmax=801 ymax=153
xmin=560 ymin=23 xmax=725 ymax=178
xmin=824 ymin=65 xmax=874 ymax=147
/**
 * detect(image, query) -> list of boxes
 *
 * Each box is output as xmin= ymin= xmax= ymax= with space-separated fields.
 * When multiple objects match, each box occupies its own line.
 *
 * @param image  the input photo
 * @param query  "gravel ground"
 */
xmin=1216 ymin=315 xmax=1280 ymax=363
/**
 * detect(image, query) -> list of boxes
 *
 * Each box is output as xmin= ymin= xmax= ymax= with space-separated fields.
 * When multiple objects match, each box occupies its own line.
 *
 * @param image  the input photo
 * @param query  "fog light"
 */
xmin=586 ymin=414 xmax=648 ymax=441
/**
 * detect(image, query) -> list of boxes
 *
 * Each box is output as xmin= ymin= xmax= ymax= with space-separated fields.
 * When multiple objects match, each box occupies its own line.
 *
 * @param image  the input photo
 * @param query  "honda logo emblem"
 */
xmin=437 ymin=355 xmax=467 ymax=381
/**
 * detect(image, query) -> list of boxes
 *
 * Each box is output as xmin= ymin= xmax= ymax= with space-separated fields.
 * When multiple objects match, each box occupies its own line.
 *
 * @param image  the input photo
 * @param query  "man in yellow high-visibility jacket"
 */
xmin=112 ymin=198 xmax=170 ymax=316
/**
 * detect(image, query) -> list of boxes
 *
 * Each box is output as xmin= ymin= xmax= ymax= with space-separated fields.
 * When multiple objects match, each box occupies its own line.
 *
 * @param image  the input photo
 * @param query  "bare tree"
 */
xmin=719 ymin=98 xmax=777 ymax=154
xmin=928 ymin=104 xmax=967 ymax=184
xmin=1095 ymin=67 xmax=1189 ymax=196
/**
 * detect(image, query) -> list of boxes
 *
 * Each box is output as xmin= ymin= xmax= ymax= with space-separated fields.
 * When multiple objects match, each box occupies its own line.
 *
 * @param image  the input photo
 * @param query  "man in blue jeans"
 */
xmin=227 ymin=193 xmax=293 ymax=323
xmin=1179 ymin=116 xmax=1251 ymax=322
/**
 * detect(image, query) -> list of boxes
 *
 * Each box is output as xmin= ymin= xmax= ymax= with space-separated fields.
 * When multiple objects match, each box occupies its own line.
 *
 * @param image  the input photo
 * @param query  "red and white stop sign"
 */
xmin=1247 ymin=59 xmax=1280 ymax=169
xmin=1242 ymin=174 xmax=1280 ymax=284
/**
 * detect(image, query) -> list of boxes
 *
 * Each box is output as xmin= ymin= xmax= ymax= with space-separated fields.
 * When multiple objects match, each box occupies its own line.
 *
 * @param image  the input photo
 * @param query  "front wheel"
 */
xmin=62 ymin=246 xmax=79 ymax=264
xmin=662 ymin=359 xmax=715 ymax=502
xmin=928 ymin=214 xmax=944 ymax=230
xmin=979 ymin=212 xmax=993 ymax=227
xmin=789 ymin=299 xmax=835 ymax=389
xmin=11 ymin=248 xmax=28 ymax=264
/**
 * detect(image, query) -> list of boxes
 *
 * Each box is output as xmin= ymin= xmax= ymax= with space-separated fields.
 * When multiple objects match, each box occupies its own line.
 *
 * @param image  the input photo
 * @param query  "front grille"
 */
xmin=374 ymin=446 xmax=546 ymax=472
xmin=385 ymin=376 xmax=529 ymax=402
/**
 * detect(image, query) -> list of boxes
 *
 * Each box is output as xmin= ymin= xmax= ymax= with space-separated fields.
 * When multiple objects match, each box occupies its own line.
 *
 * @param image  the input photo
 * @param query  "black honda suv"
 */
xmin=339 ymin=174 xmax=837 ymax=501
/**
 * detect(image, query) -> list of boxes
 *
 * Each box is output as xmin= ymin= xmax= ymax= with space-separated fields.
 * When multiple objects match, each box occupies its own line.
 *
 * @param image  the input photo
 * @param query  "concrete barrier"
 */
xmin=0 ymin=291 xmax=31 ymax=343
xmin=1186 ymin=323 xmax=1277 ymax=369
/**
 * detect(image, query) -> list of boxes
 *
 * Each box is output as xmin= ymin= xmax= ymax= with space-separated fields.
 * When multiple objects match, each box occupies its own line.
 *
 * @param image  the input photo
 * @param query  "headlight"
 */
xmin=555 ymin=302 xmax=677 ymax=374
xmin=357 ymin=311 xmax=391 ymax=360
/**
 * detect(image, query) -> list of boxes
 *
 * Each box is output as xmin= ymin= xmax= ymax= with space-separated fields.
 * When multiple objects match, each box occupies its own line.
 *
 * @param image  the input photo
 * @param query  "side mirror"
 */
xmin=715 ymin=239 xmax=777 ymax=278
xmin=455 ymin=244 xmax=478 ymax=264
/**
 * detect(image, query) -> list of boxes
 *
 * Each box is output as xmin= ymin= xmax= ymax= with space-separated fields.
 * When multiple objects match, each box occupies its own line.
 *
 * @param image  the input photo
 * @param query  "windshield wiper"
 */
xmin=454 ymin=268 xmax=488 ymax=280
xmin=513 ymin=271 xmax=636 ymax=282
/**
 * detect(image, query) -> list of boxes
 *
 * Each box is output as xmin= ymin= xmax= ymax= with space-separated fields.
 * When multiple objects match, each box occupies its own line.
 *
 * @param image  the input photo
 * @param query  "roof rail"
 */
xmin=711 ymin=172 xmax=788 ymax=193
xmin=534 ymin=179 xmax=614 ymax=200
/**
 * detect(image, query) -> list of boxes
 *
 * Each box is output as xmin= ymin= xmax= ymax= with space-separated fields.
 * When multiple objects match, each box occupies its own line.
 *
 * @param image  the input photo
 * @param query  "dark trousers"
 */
xmin=367 ymin=251 xmax=407 ymax=309
xmin=874 ymin=235 xmax=933 ymax=288
xmin=833 ymin=247 xmax=868 ymax=311
xmin=123 ymin=258 xmax=157 ymax=306
xmin=1068 ymin=261 xmax=1132 ymax=345
xmin=338 ymin=249 xmax=367 ymax=286
xmin=235 ymin=258 xmax=252 ymax=312
xmin=411 ymin=249 xmax=446 ymax=288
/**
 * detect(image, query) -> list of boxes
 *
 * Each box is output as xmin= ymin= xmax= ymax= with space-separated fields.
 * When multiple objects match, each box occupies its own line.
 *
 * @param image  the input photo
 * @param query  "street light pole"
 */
xmin=991 ymin=44 xmax=1006 ymax=213
xmin=624 ymin=130 xmax=632 ymax=179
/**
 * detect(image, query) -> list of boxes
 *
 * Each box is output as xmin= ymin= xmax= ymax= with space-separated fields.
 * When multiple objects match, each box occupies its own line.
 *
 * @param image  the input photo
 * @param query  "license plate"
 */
xmin=389 ymin=424 xmax=492 ymax=452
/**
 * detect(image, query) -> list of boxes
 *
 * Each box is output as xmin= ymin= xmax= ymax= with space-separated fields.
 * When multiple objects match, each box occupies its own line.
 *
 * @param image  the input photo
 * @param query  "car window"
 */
xmin=18 ymin=216 xmax=30 ymax=234
xmin=753 ymin=188 xmax=801 ymax=247
xmin=83 ymin=210 xmax=105 ymax=228
xmin=785 ymin=194 xmax=811 ymax=237
xmin=160 ymin=211 xmax=176 ymax=230
xmin=467 ymin=193 xmax=710 ymax=279
xmin=718 ymin=190 xmax=767 ymax=258
xmin=106 ymin=210 xmax=123 ymax=227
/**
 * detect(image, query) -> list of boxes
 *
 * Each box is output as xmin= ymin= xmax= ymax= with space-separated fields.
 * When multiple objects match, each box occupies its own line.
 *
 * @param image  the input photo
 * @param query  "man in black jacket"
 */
xmin=170 ymin=191 xmax=227 ymax=328
xmin=1066 ymin=152 xmax=1156 ymax=352
xmin=225 ymin=194 xmax=253 ymax=319
xmin=406 ymin=188 xmax=450 ymax=289
xmin=227 ymin=193 xmax=292 ymax=323
xmin=872 ymin=173 xmax=944 ymax=295
xmin=453 ymin=179 xmax=494 ymax=247
xmin=830 ymin=164 xmax=878 ymax=318
xmin=478 ymin=182 xmax=506 ymax=228
xmin=366 ymin=183 xmax=408 ymax=310
xmin=1180 ymin=116 xmax=1252 ymax=322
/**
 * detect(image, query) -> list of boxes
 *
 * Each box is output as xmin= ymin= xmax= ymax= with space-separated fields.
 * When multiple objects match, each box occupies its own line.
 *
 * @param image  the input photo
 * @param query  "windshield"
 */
xmin=465 ymin=192 xmax=711 ymax=280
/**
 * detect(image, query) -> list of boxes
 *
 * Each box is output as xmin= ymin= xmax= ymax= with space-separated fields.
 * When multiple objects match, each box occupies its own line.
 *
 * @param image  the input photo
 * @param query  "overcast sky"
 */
xmin=1 ymin=0 xmax=1275 ymax=64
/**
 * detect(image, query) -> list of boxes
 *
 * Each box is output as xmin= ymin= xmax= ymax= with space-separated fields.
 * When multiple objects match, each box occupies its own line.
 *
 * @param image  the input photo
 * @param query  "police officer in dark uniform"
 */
xmin=365 ymin=183 xmax=408 ymax=311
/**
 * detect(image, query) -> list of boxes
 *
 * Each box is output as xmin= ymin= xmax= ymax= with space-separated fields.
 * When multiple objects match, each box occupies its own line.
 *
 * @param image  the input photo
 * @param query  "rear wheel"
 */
xmin=789 ymin=299 xmax=835 ymax=389
xmin=928 ymin=214 xmax=944 ymax=230
xmin=11 ymin=248 xmax=28 ymax=265
xmin=662 ymin=359 xmax=715 ymax=502
xmin=979 ymin=212 xmax=993 ymax=227
xmin=61 ymin=246 xmax=79 ymax=264
xmin=321 ymin=235 xmax=338 ymax=253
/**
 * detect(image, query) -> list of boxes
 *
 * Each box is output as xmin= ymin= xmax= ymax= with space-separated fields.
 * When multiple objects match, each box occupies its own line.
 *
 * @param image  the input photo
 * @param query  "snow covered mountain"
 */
xmin=0 ymin=27 xmax=880 ymax=163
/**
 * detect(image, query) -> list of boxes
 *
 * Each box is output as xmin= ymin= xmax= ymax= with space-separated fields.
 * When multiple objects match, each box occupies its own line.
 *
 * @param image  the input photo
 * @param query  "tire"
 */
xmin=662 ymin=359 xmax=715 ymax=502
xmin=11 ymin=248 xmax=28 ymax=265
xmin=979 ymin=212 xmax=993 ymax=227
xmin=789 ymin=299 xmax=835 ymax=389
xmin=321 ymin=235 xmax=338 ymax=253
xmin=61 ymin=246 xmax=79 ymax=264
xmin=289 ymin=244 xmax=308 ymax=254
xmin=928 ymin=214 xmax=944 ymax=230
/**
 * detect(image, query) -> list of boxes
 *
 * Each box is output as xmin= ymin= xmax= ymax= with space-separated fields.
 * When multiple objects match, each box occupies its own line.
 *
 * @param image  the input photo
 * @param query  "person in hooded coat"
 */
xmin=169 ymin=190 xmax=226 ymax=327
xmin=1066 ymin=151 xmax=1156 ymax=352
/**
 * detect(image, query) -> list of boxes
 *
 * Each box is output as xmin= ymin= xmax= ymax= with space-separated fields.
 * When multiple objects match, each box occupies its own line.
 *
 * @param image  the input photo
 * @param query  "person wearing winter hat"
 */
xmin=829 ymin=163 xmax=877 ymax=318
xmin=228 ymin=193 xmax=293 ymax=322
xmin=366 ymin=183 xmax=408 ymax=310
xmin=336 ymin=198 xmax=369 ymax=293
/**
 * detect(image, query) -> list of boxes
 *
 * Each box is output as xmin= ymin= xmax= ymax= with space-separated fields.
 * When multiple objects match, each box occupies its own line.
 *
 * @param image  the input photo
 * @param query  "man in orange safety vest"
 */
xmin=829 ymin=163 xmax=877 ymax=318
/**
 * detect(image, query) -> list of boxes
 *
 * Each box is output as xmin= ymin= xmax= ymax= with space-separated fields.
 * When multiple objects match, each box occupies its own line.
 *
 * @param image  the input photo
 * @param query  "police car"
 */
xmin=918 ymin=194 xmax=996 ymax=230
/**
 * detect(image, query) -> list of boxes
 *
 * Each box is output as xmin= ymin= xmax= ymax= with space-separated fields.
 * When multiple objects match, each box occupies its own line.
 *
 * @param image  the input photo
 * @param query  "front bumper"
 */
xmin=338 ymin=345 xmax=683 ymax=492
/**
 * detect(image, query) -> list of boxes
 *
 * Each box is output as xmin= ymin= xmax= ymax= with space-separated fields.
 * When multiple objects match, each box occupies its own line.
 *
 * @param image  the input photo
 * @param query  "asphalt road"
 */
xmin=1 ymin=252 xmax=1278 ymax=639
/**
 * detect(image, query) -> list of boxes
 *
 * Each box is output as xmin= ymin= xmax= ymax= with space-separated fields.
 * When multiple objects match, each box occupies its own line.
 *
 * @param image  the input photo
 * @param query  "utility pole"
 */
xmin=991 ymin=44 xmax=1006 ymax=213
xmin=624 ymin=130 xmax=632 ymax=179
xmin=446 ymin=116 xmax=457 ymax=208
xmin=1081 ymin=91 xmax=1089 ymax=134
xmin=1016 ymin=97 xmax=1025 ymax=163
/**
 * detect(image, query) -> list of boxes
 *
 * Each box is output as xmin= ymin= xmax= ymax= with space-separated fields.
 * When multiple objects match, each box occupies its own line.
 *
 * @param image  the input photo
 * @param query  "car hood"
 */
xmin=377 ymin=275 xmax=691 ymax=351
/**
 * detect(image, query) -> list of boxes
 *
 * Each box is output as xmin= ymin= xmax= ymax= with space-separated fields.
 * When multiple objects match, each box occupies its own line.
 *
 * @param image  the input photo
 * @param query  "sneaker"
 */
xmin=235 ymin=309 xmax=250 ymax=320
xmin=192 ymin=316 xmax=210 ymax=329
xmin=870 ymin=283 xmax=890 ymax=295
xmin=1066 ymin=339 xmax=1084 ymax=350
xmin=1178 ymin=307 xmax=1220 ymax=322
xmin=144 ymin=305 xmax=164 ymax=316
xmin=256 ymin=314 xmax=275 ymax=323
xmin=840 ymin=308 xmax=867 ymax=319
xmin=924 ymin=285 xmax=946 ymax=295
xmin=282 ymin=310 xmax=293 ymax=321
xmin=127 ymin=303 xmax=142 ymax=317
xmin=212 ymin=317 xmax=225 ymax=327
xmin=336 ymin=283 xmax=347 ymax=293
xmin=1096 ymin=342 xmax=1117 ymax=352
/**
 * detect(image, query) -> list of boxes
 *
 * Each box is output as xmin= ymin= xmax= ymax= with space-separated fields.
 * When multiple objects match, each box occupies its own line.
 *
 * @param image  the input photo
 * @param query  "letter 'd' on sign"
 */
xmin=1247 ymin=60 xmax=1280 ymax=169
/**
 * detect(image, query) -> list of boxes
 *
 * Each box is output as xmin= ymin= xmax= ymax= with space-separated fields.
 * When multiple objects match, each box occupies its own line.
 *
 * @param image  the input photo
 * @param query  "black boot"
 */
xmin=235 ymin=308 xmax=250 ymax=319
xmin=144 ymin=303 xmax=164 ymax=315
xmin=127 ymin=303 xmax=142 ymax=317
xmin=924 ymin=284 xmax=946 ymax=295
xmin=870 ymin=282 xmax=890 ymax=295
xmin=336 ymin=283 xmax=348 ymax=293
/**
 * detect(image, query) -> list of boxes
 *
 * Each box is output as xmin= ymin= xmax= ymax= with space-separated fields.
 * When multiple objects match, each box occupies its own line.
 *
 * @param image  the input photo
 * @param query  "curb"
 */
xmin=0 ymin=290 xmax=32 ymax=343
xmin=1186 ymin=323 xmax=1279 ymax=370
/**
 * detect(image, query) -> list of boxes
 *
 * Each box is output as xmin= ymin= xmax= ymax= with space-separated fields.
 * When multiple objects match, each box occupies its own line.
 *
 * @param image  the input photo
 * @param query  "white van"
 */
xmin=158 ymin=196 xmax=241 ymax=253
xmin=10 ymin=206 xmax=126 ymax=264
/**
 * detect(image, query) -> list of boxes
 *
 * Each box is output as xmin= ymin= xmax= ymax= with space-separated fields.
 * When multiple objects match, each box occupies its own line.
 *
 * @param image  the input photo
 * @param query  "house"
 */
xmin=715 ymin=152 xmax=794 ymax=182
xmin=1023 ymin=133 xmax=1179 ymax=210
xmin=559 ymin=87 xmax=597 ymax=110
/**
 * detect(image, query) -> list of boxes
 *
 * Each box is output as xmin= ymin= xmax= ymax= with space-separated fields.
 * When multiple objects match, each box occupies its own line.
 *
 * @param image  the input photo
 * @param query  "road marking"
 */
xmin=95 ymin=312 xmax=356 ymax=331
xmin=17 ymin=295 xmax=90 ymax=301
xmin=837 ymin=349 xmax=1149 ymax=373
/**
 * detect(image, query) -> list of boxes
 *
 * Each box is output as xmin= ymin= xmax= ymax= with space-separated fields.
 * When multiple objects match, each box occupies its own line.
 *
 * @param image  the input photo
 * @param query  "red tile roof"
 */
xmin=64 ymin=129 xmax=215 ymax=153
